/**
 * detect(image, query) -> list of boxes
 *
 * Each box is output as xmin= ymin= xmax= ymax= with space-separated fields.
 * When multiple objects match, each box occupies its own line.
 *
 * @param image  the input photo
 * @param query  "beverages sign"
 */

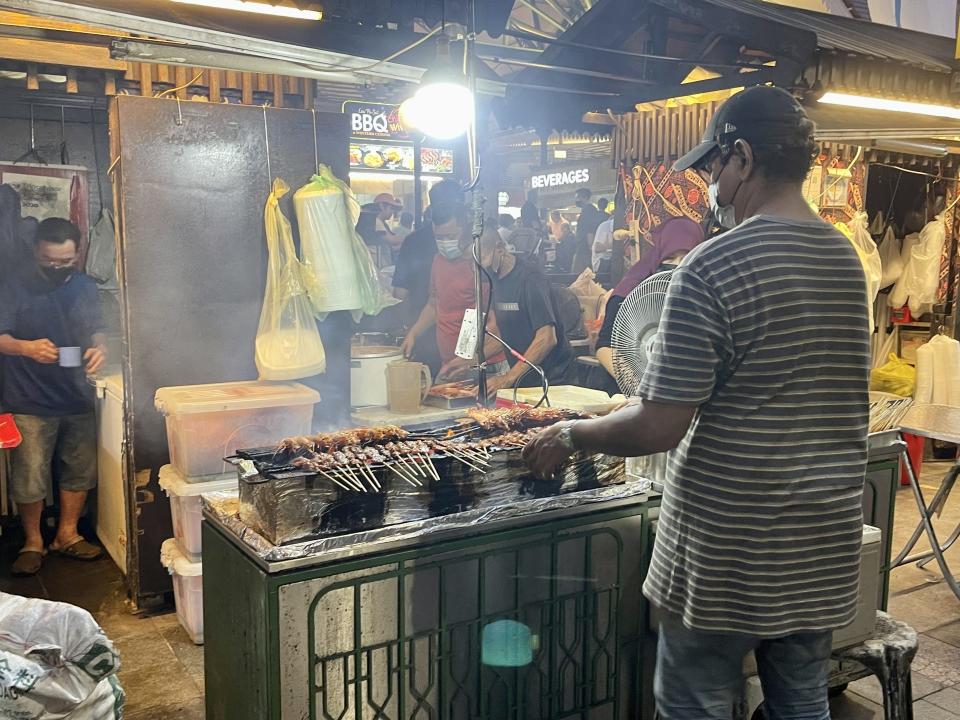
xmin=530 ymin=167 xmax=590 ymax=189
xmin=343 ymin=101 xmax=410 ymax=142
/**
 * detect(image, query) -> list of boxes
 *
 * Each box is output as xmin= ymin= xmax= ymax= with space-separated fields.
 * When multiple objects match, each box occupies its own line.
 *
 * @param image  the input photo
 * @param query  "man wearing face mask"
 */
xmin=522 ymin=86 xmax=870 ymax=719
xmin=478 ymin=225 xmax=577 ymax=396
xmin=400 ymin=203 xmax=506 ymax=380
xmin=0 ymin=218 xmax=107 ymax=576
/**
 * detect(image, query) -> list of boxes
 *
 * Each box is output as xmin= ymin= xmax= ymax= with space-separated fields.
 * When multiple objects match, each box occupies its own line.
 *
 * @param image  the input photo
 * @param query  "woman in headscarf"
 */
xmin=592 ymin=216 xmax=706 ymax=394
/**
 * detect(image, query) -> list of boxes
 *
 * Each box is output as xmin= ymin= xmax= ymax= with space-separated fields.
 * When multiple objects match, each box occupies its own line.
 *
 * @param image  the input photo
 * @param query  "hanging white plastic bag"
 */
xmin=844 ymin=213 xmax=881 ymax=333
xmin=904 ymin=216 xmax=945 ymax=316
xmin=255 ymin=178 xmax=326 ymax=381
xmin=295 ymin=165 xmax=398 ymax=321
xmin=889 ymin=232 xmax=922 ymax=309
xmin=877 ymin=226 xmax=902 ymax=289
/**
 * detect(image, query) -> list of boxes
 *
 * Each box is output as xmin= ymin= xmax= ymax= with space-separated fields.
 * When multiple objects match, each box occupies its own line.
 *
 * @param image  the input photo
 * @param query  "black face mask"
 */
xmin=38 ymin=265 xmax=75 ymax=286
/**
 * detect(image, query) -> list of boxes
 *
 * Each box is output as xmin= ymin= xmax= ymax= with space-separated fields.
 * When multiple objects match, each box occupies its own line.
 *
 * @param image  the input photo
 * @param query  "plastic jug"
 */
xmin=386 ymin=361 xmax=432 ymax=414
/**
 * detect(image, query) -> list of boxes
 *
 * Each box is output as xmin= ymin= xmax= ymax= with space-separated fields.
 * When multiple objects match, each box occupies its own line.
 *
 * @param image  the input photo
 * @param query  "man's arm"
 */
xmin=0 ymin=334 xmax=58 ymax=364
xmin=522 ymin=398 xmax=695 ymax=478
xmin=400 ymin=297 xmax=437 ymax=357
xmin=593 ymin=223 xmax=613 ymax=256
xmin=486 ymin=325 xmax=556 ymax=394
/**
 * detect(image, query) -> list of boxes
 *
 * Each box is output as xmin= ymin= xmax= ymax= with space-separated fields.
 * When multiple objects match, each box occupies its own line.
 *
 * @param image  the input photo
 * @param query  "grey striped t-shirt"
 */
xmin=639 ymin=214 xmax=870 ymax=637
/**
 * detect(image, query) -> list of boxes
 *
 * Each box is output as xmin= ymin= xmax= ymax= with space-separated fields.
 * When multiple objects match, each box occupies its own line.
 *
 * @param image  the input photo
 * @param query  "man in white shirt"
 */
xmin=592 ymin=215 xmax=614 ymax=272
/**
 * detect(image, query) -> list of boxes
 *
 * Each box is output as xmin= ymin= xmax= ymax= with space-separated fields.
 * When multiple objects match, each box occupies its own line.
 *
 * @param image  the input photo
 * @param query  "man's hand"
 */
xmin=22 ymin=339 xmax=58 ymax=364
xmin=522 ymin=421 xmax=576 ymax=480
xmin=84 ymin=345 xmax=107 ymax=375
xmin=483 ymin=372 xmax=514 ymax=398
xmin=437 ymin=357 xmax=472 ymax=382
xmin=400 ymin=333 xmax=417 ymax=359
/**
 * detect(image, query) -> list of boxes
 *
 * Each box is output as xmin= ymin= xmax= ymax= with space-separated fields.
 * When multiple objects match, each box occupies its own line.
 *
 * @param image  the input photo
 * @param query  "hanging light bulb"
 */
xmin=408 ymin=34 xmax=474 ymax=140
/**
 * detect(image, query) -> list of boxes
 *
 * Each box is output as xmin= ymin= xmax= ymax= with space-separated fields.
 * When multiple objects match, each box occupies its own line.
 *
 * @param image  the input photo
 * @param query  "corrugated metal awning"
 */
xmin=807 ymin=103 xmax=960 ymax=142
xmin=706 ymin=0 xmax=955 ymax=72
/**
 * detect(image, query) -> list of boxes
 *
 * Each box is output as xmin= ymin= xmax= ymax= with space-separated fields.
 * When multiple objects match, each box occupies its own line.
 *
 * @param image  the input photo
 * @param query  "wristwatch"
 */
xmin=557 ymin=421 xmax=577 ymax=452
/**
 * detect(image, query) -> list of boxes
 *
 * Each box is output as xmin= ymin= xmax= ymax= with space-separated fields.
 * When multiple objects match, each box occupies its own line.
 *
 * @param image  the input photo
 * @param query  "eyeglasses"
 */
xmin=38 ymin=258 xmax=76 ymax=268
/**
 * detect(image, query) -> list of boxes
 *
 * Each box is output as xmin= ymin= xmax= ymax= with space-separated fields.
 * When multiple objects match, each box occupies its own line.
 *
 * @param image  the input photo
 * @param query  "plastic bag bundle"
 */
xmin=877 ymin=226 xmax=902 ymax=289
xmin=888 ymin=217 xmax=946 ymax=314
xmin=870 ymin=353 xmax=915 ymax=397
xmin=921 ymin=334 xmax=960 ymax=407
xmin=295 ymin=165 xmax=397 ymax=321
xmin=255 ymin=178 xmax=326 ymax=381
xmin=914 ymin=342 xmax=934 ymax=404
xmin=0 ymin=592 xmax=124 ymax=720
xmin=906 ymin=217 xmax=946 ymax=316
xmin=843 ymin=213 xmax=881 ymax=332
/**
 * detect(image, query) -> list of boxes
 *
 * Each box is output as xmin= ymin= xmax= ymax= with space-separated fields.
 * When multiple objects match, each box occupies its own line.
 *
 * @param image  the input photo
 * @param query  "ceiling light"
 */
xmin=819 ymin=91 xmax=960 ymax=120
xmin=169 ymin=0 xmax=322 ymax=21
xmin=404 ymin=34 xmax=474 ymax=140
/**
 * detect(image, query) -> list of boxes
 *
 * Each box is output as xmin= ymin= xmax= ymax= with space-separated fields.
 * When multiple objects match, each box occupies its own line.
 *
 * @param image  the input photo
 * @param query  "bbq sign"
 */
xmin=530 ymin=167 xmax=590 ymax=189
xmin=343 ymin=101 xmax=410 ymax=142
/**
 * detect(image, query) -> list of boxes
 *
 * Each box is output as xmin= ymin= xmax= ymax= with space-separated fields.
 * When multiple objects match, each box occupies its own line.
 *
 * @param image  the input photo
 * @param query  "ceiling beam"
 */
xmin=0 ymin=0 xmax=509 ymax=94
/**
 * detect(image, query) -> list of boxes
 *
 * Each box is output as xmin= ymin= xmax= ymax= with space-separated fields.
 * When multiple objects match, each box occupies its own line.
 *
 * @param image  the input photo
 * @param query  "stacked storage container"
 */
xmin=155 ymin=381 xmax=320 ymax=643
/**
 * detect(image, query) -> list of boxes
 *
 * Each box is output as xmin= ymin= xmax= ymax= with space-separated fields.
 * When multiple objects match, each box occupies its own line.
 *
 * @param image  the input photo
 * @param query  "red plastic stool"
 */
xmin=901 ymin=433 xmax=923 ymax=487
xmin=0 ymin=413 xmax=22 ymax=449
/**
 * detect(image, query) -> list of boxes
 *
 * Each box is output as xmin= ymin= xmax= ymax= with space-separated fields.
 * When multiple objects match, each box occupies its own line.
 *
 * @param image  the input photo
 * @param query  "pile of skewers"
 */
xmin=869 ymin=396 xmax=914 ymax=433
xmin=269 ymin=414 xmax=562 ymax=494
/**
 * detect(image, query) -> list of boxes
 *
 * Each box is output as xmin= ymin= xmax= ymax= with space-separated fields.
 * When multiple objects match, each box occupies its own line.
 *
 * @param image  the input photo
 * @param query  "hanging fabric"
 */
xmin=85 ymin=208 xmax=117 ymax=292
xmin=254 ymin=178 xmax=326 ymax=381
xmin=294 ymin=165 xmax=398 ymax=321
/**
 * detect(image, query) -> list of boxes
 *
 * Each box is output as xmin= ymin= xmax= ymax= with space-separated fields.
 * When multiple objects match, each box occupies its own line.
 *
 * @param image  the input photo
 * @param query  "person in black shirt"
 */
xmin=573 ymin=188 xmax=604 ymax=274
xmin=478 ymin=224 xmax=577 ymax=396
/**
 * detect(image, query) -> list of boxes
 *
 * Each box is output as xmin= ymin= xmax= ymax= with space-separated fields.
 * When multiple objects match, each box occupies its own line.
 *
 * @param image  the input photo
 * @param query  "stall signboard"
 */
xmin=344 ymin=100 xmax=454 ymax=176
xmin=343 ymin=101 xmax=410 ymax=142
xmin=530 ymin=167 xmax=591 ymax=190
xmin=350 ymin=143 xmax=454 ymax=174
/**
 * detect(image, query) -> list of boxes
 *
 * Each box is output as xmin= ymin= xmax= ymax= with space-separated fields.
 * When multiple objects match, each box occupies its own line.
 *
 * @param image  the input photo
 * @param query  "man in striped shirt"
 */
xmin=523 ymin=86 xmax=870 ymax=720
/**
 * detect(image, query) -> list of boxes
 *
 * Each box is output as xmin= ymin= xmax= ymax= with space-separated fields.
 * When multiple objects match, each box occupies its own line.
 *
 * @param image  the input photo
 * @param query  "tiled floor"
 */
xmin=2 ymin=461 xmax=960 ymax=719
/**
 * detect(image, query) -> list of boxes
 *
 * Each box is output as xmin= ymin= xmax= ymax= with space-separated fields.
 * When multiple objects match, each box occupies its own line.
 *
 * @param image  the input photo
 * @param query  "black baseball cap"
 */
xmin=673 ymin=85 xmax=810 ymax=172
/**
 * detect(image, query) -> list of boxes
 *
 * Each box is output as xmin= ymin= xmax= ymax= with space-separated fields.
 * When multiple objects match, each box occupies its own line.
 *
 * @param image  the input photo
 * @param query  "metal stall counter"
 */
xmin=201 ymin=481 xmax=660 ymax=720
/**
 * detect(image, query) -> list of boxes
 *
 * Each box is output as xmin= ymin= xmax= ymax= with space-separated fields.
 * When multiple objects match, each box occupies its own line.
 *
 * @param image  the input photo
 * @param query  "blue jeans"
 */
xmin=656 ymin=612 xmax=832 ymax=720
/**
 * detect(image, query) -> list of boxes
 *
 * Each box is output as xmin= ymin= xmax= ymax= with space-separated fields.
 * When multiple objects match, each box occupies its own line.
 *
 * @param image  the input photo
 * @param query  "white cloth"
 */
xmin=592 ymin=217 xmax=614 ymax=270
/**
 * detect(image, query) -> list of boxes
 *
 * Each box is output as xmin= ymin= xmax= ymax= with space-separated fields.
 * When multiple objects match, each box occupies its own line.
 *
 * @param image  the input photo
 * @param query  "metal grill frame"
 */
xmin=306 ymin=528 xmax=633 ymax=720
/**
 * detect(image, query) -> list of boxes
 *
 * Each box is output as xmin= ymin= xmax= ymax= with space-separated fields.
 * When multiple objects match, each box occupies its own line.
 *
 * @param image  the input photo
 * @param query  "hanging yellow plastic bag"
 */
xmin=294 ymin=165 xmax=398 ymax=321
xmin=255 ymin=178 xmax=326 ymax=380
xmin=870 ymin=353 xmax=916 ymax=397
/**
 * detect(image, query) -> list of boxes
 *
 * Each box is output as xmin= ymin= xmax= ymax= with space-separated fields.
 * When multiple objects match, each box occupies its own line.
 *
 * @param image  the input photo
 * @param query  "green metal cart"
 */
xmin=203 ymin=487 xmax=662 ymax=720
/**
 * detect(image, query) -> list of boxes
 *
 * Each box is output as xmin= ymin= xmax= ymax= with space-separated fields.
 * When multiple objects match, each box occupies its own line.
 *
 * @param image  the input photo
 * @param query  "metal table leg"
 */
xmin=890 ymin=460 xmax=960 ymax=567
xmin=895 ymin=448 xmax=960 ymax=601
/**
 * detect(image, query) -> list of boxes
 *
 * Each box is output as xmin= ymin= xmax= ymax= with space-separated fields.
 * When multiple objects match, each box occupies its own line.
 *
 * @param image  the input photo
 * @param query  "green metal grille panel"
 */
xmin=306 ymin=528 xmax=636 ymax=720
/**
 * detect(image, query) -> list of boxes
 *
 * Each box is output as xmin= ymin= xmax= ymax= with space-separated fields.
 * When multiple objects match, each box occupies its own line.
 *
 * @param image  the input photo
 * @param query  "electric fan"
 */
xmin=610 ymin=270 xmax=674 ymax=485
xmin=611 ymin=270 xmax=674 ymax=396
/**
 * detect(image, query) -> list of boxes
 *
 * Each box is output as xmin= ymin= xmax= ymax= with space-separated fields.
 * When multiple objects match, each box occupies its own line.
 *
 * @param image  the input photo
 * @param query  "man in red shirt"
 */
xmin=401 ymin=203 xmax=506 ymax=380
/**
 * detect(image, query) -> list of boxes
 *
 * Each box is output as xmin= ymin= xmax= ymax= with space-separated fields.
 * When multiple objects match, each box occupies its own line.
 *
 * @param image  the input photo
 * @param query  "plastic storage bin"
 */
xmin=832 ymin=524 xmax=881 ymax=649
xmin=159 ymin=465 xmax=236 ymax=561
xmin=155 ymin=381 xmax=320 ymax=479
xmin=160 ymin=539 xmax=204 ymax=644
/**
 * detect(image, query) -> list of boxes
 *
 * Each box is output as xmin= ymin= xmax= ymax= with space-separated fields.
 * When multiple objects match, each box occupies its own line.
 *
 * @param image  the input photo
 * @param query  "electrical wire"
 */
xmin=295 ymin=26 xmax=441 ymax=74
xmin=155 ymin=71 xmax=204 ymax=98
xmin=817 ymin=144 xmax=863 ymax=203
